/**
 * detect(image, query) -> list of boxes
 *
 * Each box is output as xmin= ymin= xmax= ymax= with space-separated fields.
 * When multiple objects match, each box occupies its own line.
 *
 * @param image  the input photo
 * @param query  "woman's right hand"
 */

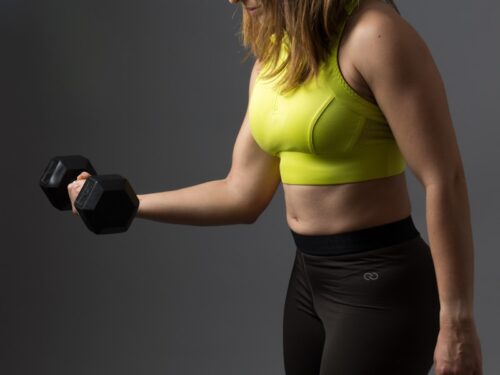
xmin=67 ymin=171 xmax=92 ymax=215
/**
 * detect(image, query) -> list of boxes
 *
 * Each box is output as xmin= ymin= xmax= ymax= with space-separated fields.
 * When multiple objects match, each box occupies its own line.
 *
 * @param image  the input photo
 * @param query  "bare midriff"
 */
xmin=283 ymin=172 xmax=412 ymax=235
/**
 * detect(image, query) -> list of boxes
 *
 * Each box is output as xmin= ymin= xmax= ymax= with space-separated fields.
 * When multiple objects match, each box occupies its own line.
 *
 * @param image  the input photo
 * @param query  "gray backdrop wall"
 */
xmin=1 ymin=0 xmax=499 ymax=374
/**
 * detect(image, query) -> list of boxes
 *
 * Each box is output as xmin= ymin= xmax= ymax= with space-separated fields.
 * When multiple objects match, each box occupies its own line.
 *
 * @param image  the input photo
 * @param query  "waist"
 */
xmin=290 ymin=215 xmax=420 ymax=256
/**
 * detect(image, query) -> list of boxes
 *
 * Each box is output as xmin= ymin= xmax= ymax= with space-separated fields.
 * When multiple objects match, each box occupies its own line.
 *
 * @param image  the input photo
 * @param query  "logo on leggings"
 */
xmin=363 ymin=272 xmax=379 ymax=281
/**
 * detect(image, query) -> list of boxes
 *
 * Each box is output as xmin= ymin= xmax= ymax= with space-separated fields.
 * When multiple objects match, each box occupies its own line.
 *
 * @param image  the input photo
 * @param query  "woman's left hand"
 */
xmin=434 ymin=318 xmax=483 ymax=375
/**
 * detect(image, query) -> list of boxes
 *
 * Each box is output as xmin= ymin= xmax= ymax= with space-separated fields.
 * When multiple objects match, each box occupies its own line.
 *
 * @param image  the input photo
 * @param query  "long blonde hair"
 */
xmin=236 ymin=0 xmax=400 ymax=94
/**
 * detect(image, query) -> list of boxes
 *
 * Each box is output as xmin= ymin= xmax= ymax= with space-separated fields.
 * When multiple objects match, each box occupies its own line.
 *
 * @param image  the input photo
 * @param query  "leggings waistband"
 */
xmin=290 ymin=215 xmax=420 ymax=256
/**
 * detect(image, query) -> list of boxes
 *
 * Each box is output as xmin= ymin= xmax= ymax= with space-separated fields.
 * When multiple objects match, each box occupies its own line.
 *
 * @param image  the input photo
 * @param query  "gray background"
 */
xmin=1 ymin=0 xmax=499 ymax=374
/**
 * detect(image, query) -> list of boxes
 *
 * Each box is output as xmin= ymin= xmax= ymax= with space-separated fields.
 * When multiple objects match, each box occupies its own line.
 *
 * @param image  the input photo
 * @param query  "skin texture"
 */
xmin=67 ymin=1 xmax=483 ymax=373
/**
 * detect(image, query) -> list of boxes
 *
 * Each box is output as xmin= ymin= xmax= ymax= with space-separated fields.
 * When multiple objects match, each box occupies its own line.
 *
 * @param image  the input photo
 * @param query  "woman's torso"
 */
xmin=284 ymin=172 xmax=412 ymax=235
xmin=282 ymin=0 xmax=412 ymax=235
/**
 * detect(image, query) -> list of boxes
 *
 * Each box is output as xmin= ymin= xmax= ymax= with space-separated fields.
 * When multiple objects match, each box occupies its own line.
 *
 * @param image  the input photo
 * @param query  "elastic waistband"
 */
xmin=290 ymin=215 xmax=420 ymax=256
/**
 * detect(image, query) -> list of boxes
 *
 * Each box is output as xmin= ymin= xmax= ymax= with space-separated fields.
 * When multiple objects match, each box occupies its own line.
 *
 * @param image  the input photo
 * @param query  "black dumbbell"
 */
xmin=40 ymin=155 xmax=139 ymax=235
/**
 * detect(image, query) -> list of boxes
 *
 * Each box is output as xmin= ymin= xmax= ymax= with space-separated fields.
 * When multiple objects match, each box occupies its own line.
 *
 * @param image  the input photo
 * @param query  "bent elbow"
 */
xmin=239 ymin=204 xmax=263 ymax=224
xmin=242 ymin=210 xmax=260 ymax=224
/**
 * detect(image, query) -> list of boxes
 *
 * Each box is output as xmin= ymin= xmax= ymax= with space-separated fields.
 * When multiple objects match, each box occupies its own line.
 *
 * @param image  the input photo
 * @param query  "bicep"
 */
xmin=357 ymin=14 xmax=464 ymax=187
xmin=225 ymin=60 xmax=281 ymax=216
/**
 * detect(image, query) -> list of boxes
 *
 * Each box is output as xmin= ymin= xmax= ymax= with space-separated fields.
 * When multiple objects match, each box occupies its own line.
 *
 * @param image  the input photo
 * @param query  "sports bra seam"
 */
xmin=307 ymin=94 xmax=336 ymax=154
xmin=332 ymin=95 xmax=388 ymax=124
xmin=346 ymin=116 xmax=367 ymax=150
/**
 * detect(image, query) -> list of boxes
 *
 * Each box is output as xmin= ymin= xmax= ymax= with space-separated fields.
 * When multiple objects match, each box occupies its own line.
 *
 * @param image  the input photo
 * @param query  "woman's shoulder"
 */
xmin=338 ymin=0 xmax=440 ymax=122
xmin=346 ymin=1 xmax=422 ymax=51
xmin=346 ymin=0 xmax=429 ymax=75
xmin=347 ymin=1 xmax=407 ymax=38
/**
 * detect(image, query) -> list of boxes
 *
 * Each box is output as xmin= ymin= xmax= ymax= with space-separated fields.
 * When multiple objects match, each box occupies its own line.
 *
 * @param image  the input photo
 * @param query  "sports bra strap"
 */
xmin=336 ymin=0 xmax=360 ymax=41
xmin=344 ymin=0 xmax=360 ymax=16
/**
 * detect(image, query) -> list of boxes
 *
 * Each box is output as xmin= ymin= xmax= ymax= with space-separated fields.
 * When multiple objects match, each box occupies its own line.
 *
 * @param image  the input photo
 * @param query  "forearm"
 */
xmin=136 ymin=178 xmax=255 ymax=226
xmin=425 ymin=176 xmax=475 ymax=323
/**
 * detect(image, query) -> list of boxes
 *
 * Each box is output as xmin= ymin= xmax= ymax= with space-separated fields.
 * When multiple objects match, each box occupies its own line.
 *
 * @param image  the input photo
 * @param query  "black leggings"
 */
xmin=283 ymin=215 xmax=440 ymax=375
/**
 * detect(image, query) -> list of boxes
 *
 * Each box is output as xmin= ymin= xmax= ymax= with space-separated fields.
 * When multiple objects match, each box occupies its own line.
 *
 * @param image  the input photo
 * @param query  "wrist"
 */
xmin=136 ymin=194 xmax=145 ymax=218
xmin=439 ymin=302 xmax=474 ymax=325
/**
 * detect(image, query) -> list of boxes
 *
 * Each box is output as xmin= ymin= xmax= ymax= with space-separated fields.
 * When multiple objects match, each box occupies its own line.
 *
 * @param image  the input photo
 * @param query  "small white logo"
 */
xmin=363 ymin=272 xmax=379 ymax=281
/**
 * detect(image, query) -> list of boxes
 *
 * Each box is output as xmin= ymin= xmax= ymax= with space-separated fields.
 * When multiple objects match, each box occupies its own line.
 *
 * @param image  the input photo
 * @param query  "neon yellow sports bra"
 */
xmin=248 ymin=0 xmax=406 ymax=185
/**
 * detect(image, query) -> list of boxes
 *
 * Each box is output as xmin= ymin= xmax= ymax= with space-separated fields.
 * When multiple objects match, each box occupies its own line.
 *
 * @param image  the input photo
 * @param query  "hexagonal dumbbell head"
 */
xmin=74 ymin=174 xmax=139 ymax=234
xmin=40 ymin=155 xmax=97 ymax=210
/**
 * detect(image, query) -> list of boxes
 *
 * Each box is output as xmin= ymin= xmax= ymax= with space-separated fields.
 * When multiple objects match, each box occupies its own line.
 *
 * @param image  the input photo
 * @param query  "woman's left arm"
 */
xmin=351 ymin=9 xmax=483 ymax=375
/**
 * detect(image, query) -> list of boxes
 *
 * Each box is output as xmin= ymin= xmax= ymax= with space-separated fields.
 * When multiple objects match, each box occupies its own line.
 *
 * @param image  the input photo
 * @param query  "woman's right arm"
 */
xmin=135 ymin=60 xmax=281 ymax=226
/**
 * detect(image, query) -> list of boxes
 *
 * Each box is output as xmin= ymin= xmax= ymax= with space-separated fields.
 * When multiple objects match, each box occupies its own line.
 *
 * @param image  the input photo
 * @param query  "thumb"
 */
xmin=77 ymin=171 xmax=91 ymax=179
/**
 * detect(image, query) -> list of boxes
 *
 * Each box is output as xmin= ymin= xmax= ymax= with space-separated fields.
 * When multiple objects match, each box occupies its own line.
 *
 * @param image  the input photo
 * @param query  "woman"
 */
xmin=67 ymin=0 xmax=483 ymax=373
